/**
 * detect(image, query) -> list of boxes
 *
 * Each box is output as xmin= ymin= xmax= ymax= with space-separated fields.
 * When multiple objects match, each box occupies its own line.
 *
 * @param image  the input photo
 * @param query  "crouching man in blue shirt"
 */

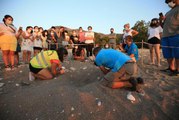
xmin=93 ymin=47 xmax=143 ymax=91
xmin=120 ymin=35 xmax=138 ymax=62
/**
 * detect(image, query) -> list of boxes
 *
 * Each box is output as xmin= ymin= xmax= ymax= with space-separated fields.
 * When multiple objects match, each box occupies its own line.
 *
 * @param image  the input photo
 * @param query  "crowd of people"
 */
xmin=0 ymin=0 xmax=178 ymax=91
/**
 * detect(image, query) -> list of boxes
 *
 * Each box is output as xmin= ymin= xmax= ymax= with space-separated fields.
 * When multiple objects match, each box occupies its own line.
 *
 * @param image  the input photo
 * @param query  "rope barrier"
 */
xmin=0 ymin=41 xmax=178 ymax=48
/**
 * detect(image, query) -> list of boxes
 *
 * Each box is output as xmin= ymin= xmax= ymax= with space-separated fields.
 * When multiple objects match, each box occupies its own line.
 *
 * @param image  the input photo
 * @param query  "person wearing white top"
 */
xmin=85 ymin=26 xmax=95 ymax=58
xmin=148 ymin=18 xmax=163 ymax=66
xmin=41 ymin=30 xmax=49 ymax=50
xmin=33 ymin=26 xmax=43 ymax=56
xmin=21 ymin=26 xmax=34 ymax=64
xmin=119 ymin=23 xmax=138 ymax=50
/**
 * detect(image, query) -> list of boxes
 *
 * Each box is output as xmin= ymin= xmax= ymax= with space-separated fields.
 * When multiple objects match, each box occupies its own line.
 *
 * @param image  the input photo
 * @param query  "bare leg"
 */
xmin=2 ymin=50 xmax=10 ymax=66
xmin=108 ymin=66 xmax=133 ymax=89
xmin=27 ymin=51 xmax=31 ymax=63
xmin=149 ymin=45 xmax=154 ymax=64
xmin=176 ymin=59 xmax=179 ymax=71
xmin=154 ymin=44 xmax=161 ymax=66
xmin=168 ymin=58 xmax=175 ymax=71
xmin=33 ymin=68 xmax=53 ymax=80
xmin=9 ymin=51 xmax=15 ymax=67
xmin=23 ymin=50 xmax=27 ymax=63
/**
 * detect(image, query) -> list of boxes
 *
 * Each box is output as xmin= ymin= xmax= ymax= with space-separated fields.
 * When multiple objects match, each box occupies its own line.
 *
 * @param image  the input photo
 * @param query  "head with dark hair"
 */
xmin=125 ymin=35 xmax=133 ymax=42
xmin=26 ymin=26 xmax=32 ymax=30
xmin=93 ymin=47 xmax=102 ymax=57
xmin=42 ymin=30 xmax=48 ymax=37
xmin=165 ymin=0 xmax=173 ymax=4
xmin=88 ymin=26 xmax=92 ymax=30
xmin=51 ymin=26 xmax=56 ymax=29
xmin=125 ymin=35 xmax=133 ymax=46
xmin=3 ymin=15 xmax=13 ymax=25
xmin=150 ymin=18 xmax=159 ymax=27
xmin=59 ymin=26 xmax=64 ymax=31
xmin=56 ymin=47 xmax=68 ymax=62
xmin=159 ymin=12 xmax=163 ymax=17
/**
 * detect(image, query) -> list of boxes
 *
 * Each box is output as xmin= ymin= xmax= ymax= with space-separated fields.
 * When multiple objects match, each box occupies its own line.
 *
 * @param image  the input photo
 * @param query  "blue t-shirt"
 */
xmin=95 ymin=49 xmax=131 ymax=72
xmin=125 ymin=42 xmax=138 ymax=61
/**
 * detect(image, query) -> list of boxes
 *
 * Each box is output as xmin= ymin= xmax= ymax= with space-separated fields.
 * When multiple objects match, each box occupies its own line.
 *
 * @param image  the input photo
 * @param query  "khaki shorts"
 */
xmin=103 ymin=62 xmax=138 ymax=82
xmin=0 ymin=35 xmax=17 ymax=51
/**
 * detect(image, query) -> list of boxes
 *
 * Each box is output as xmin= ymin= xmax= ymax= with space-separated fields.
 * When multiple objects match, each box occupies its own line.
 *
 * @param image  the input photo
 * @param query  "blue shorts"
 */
xmin=161 ymin=35 xmax=179 ymax=59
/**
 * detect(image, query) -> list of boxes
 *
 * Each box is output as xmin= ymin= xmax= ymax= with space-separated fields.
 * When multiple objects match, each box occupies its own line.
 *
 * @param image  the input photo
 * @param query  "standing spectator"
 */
xmin=62 ymin=30 xmax=70 ymax=48
xmin=78 ymin=27 xmax=86 ymax=48
xmin=41 ymin=30 xmax=49 ymax=50
xmin=38 ymin=27 xmax=43 ymax=36
xmin=85 ymin=26 xmax=95 ymax=59
xmin=148 ymin=18 xmax=163 ymax=67
xmin=120 ymin=23 xmax=138 ymax=50
xmin=161 ymin=0 xmax=179 ymax=76
xmin=0 ymin=15 xmax=22 ymax=71
xmin=51 ymin=26 xmax=59 ymax=47
xmin=159 ymin=12 xmax=165 ymax=28
xmin=59 ymin=26 xmax=65 ymax=47
xmin=70 ymin=30 xmax=79 ymax=44
xmin=48 ymin=30 xmax=58 ymax=50
xmin=21 ymin=26 xmax=34 ymax=64
xmin=108 ymin=28 xmax=117 ymax=49
xmin=70 ymin=30 xmax=79 ymax=56
xmin=33 ymin=27 xmax=42 ymax=56
xmin=15 ymin=27 xmax=23 ymax=67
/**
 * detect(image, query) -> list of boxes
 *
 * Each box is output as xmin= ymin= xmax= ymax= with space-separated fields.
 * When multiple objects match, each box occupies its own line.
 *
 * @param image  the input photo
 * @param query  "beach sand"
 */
xmin=0 ymin=49 xmax=178 ymax=120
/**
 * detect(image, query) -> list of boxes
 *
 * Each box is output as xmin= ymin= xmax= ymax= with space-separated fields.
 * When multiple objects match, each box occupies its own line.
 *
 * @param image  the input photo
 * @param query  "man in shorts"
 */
xmin=161 ymin=0 xmax=179 ymax=76
xmin=93 ymin=47 xmax=143 ymax=91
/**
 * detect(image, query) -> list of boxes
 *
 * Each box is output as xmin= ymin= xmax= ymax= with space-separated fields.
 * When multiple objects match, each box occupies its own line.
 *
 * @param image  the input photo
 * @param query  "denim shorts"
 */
xmin=161 ymin=35 xmax=179 ymax=59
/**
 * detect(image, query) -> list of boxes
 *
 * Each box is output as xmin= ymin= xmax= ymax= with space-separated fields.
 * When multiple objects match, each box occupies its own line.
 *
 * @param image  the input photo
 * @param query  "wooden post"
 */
xmin=141 ymin=40 xmax=144 ymax=66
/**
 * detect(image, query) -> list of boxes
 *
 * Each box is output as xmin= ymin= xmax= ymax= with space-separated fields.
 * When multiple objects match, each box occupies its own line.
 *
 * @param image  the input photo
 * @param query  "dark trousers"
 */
xmin=86 ymin=43 xmax=94 ymax=57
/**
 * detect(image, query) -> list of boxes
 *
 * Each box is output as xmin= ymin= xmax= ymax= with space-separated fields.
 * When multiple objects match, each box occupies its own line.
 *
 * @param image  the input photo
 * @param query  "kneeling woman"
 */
xmin=29 ymin=47 xmax=68 ymax=80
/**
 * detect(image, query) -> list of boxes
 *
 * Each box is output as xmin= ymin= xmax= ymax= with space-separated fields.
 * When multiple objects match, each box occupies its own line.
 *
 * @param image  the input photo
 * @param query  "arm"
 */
xmin=21 ymin=31 xmax=31 ymax=39
xmin=108 ymin=34 xmax=116 ymax=39
xmin=15 ymin=28 xmax=23 ymax=39
xmin=131 ymin=30 xmax=138 ymax=37
xmin=99 ymin=66 xmax=110 ymax=74
xmin=51 ymin=62 xmax=65 ymax=76
xmin=129 ymin=54 xmax=135 ymax=58
xmin=119 ymin=45 xmax=126 ymax=52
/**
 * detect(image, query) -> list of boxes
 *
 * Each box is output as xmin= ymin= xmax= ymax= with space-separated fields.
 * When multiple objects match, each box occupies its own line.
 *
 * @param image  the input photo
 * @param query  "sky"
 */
xmin=0 ymin=0 xmax=169 ymax=34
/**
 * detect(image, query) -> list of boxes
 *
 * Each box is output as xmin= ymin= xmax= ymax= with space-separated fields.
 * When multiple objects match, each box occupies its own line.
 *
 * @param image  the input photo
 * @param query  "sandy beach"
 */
xmin=0 ymin=49 xmax=178 ymax=120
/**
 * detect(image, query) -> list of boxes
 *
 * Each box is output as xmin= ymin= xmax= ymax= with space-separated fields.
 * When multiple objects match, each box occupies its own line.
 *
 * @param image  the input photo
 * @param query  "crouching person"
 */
xmin=72 ymin=45 xmax=85 ymax=61
xmin=29 ymin=47 xmax=68 ymax=80
xmin=93 ymin=47 xmax=143 ymax=91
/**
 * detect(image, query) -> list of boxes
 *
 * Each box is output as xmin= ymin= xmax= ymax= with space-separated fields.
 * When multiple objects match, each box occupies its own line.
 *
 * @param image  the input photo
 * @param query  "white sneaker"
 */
xmin=5 ymin=67 xmax=11 ymax=71
xmin=29 ymin=72 xmax=35 ymax=81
